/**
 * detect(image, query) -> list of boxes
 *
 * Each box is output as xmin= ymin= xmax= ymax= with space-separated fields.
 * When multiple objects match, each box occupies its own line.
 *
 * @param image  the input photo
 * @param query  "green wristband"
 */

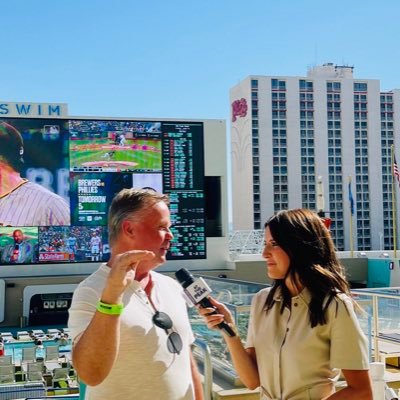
xmin=97 ymin=300 xmax=124 ymax=315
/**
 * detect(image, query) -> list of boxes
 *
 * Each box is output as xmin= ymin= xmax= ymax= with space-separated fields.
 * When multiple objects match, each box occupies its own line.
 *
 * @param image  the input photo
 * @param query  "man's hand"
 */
xmin=102 ymin=250 xmax=155 ymax=303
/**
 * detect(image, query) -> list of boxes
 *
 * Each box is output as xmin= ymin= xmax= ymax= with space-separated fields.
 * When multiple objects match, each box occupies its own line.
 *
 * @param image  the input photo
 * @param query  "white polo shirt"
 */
xmin=69 ymin=265 xmax=195 ymax=400
xmin=246 ymin=287 xmax=369 ymax=400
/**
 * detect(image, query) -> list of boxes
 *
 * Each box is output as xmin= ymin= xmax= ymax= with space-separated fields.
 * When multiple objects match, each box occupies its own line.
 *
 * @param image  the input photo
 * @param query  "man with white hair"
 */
xmin=68 ymin=188 xmax=203 ymax=400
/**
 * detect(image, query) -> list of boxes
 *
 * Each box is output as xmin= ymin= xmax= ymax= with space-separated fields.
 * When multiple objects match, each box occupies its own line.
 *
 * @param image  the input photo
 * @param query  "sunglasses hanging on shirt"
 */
xmin=152 ymin=311 xmax=183 ymax=355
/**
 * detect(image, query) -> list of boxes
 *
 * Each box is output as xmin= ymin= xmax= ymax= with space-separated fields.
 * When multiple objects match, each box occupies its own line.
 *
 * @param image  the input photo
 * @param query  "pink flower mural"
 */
xmin=231 ymin=98 xmax=248 ymax=122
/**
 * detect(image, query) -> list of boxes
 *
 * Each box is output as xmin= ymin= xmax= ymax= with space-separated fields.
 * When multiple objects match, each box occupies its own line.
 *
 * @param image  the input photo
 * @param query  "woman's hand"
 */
xmin=197 ymin=296 xmax=235 ymax=331
xmin=198 ymin=297 xmax=260 ymax=390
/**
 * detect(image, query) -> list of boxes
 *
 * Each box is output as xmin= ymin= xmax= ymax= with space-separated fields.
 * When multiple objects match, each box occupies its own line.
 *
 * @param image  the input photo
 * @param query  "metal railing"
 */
xmin=352 ymin=288 xmax=400 ymax=364
xmin=193 ymin=338 xmax=213 ymax=400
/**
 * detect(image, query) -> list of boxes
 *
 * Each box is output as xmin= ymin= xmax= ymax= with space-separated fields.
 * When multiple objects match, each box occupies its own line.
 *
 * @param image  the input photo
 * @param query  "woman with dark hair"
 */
xmin=199 ymin=209 xmax=372 ymax=399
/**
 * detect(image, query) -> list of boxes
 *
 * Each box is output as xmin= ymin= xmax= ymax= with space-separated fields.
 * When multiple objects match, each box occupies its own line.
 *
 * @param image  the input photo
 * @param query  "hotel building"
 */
xmin=230 ymin=63 xmax=400 ymax=251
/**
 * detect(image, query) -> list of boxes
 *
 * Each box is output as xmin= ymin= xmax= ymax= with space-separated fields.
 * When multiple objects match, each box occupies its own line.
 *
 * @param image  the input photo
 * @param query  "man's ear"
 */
xmin=121 ymin=220 xmax=135 ymax=239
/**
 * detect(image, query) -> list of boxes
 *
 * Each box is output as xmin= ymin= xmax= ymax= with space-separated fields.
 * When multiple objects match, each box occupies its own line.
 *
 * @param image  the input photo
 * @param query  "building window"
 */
xmin=327 ymin=82 xmax=341 ymax=92
xmin=354 ymin=82 xmax=368 ymax=92
xmin=272 ymin=79 xmax=286 ymax=90
xmin=299 ymin=80 xmax=313 ymax=91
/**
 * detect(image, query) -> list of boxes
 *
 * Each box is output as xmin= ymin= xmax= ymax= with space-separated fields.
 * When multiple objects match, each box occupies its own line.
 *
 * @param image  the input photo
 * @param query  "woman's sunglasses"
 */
xmin=152 ymin=311 xmax=183 ymax=354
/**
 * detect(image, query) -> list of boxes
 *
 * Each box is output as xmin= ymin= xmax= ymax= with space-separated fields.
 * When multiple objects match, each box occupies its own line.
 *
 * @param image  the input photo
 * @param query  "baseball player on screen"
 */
xmin=66 ymin=233 xmax=78 ymax=261
xmin=0 ymin=121 xmax=70 ymax=227
xmin=89 ymin=230 xmax=102 ymax=261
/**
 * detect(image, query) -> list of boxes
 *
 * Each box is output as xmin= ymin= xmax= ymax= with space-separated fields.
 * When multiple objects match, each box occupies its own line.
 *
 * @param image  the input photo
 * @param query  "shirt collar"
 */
xmin=272 ymin=285 xmax=312 ymax=305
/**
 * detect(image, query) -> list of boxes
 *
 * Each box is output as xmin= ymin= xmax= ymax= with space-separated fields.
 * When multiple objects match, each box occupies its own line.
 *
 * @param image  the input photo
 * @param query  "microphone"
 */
xmin=175 ymin=268 xmax=236 ymax=337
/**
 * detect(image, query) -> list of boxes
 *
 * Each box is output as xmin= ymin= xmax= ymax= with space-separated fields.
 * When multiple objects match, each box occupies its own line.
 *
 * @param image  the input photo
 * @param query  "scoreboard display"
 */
xmin=0 ymin=118 xmax=206 ymax=265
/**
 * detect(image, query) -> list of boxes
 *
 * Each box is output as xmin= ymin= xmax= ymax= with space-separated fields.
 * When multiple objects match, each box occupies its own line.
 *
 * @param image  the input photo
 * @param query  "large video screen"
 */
xmin=0 ymin=118 xmax=205 ymax=265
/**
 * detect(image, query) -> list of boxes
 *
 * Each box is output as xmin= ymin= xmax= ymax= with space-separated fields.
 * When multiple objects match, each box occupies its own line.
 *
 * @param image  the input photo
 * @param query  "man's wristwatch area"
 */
xmin=97 ymin=300 xmax=124 ymax=315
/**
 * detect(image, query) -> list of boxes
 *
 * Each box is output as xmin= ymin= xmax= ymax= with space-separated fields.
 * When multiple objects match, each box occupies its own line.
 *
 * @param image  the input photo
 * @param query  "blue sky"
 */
xmin=2 ymin=0 xmax=400 ymax=220
xmin=2 ymin=0 xmax=400 ymax=121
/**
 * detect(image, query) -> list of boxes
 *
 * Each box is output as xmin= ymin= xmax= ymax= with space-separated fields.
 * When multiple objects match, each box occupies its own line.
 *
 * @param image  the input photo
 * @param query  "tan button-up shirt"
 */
xmin=246 ymin=287 xmax=369 ymax=400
